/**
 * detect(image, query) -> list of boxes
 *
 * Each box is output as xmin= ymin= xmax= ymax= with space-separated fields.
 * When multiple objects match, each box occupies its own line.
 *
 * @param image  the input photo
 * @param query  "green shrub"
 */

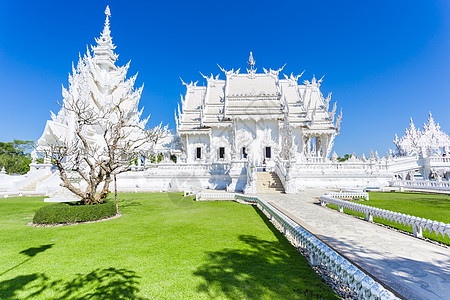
xmin=33 ymin=201 xmax=116 ymax=225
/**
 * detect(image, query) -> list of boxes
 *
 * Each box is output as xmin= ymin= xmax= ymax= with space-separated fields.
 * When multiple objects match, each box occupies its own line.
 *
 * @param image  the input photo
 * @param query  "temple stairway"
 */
xmin=256 ymin=172 xmax=284 ymax=193
xmin=20 ymin=174 xmax=52 ymax=191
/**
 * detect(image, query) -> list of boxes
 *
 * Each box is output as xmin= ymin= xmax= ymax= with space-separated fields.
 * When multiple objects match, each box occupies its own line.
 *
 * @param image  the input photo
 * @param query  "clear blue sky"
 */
xmin=0 ymin=1 xmax=449 ymax=156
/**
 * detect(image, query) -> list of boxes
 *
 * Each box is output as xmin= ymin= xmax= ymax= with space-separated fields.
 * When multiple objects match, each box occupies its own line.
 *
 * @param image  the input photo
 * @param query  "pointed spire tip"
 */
xmin=248 ymin=52 xmax=255 ymax=69
xmin=105 ymin=5 xmax=111 ymax=17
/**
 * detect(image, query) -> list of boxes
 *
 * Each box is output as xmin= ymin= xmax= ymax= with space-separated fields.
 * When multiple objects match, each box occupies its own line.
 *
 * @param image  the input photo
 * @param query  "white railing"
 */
xmin=275 ymin=160 xmax=287 ymax=179
xmin=0 ymin=191 xmax=46 ymax=198
xmin=155 ymin=163 xmax=215 ymax=171
xmin=391 ymin=180 xmax=450 ymax=191
xmin=274 ymin=160 xmax=287 ymax=189
xmin=196 ymin=192 xmax=398 ymax=300
xmin=195 ymin=192 xmax=236 ymax=201
xmin=388 ymin=156 xmax=421 ymax=173
xmin=294 ymin=160 xmax=389 ymax=173
xmin=428 ymin=157 xmax=450 ymax=164
xmin=255 ymin=165 xmax=275 ymax=172
xmin=298 ymin=156 xmax=325 ymax=164
xmin=320 ymin=195 xmax=450 ymax=239
xmin=325 ymin=191 xmax=369 ymax=201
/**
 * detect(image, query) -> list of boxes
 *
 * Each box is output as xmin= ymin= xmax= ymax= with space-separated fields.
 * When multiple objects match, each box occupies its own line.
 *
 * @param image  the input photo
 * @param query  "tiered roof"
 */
xmin=176 ymin=54 xmax=342 ymax=136
xmin=91 ymin=6 xmax=118 ymax=71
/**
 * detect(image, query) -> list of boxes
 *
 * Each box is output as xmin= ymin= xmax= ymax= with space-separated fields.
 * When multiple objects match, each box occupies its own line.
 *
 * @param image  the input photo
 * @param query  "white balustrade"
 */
xmin=325 ymin=191 xmax=369 ymax=201
xmin=320 ymin=195 xmax=450 ymax=239
xmin=196 ymin=192 xmax=399 ymax=299
xmin=274 ymin=160 xmax=287 ymax=186
xmin=293 ymin=160 xmax=389 ymax=173
xmin=428 ymin=157 xmax=450 ymax=164
xmin=391 ymin=179 xmax=450 ymax=191
xmin=195 ymin=192 xmax=236 ymax=201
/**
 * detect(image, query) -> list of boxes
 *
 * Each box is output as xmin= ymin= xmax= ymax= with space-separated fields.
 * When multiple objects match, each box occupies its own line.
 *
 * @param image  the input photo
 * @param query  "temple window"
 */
xmin=219 ymin=147 xmax=225 ymax=159
xmin=265 ymin=147 xmax=272 ymax=159
xmin=196 ymin=147 xmax=202 ymax=159
xmin=242 ymin=147 xmax=248 ymax=159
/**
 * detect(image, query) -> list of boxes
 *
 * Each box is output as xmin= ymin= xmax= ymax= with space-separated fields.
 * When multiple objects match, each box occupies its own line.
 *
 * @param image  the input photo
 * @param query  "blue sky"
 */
xmin=0 ymin=1 xmax=449 ymax=156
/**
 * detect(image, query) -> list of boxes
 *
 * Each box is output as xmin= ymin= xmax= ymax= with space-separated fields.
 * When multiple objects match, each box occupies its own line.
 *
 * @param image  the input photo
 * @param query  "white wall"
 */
xmin=186 ymin=134 xmax=210 ymax=163
xmin=210 ymin=128 xmax=232 ymax=162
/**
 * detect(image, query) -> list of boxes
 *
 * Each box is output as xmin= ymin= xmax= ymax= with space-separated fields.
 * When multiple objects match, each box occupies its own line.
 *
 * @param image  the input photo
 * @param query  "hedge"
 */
xmin=33 ymin=201 xmax=116 ymax=225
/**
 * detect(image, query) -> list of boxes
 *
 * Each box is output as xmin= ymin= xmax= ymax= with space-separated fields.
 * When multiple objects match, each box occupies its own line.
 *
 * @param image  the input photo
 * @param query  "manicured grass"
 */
xmin=327 ymin=192 xmax=450 ymax=245
xmin=0 ymin=193 xmax=338 ymax=299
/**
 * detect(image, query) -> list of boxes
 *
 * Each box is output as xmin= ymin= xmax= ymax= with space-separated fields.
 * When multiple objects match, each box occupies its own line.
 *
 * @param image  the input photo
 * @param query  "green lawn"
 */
xmin=0 ymin=193 xmax=338 ymax=299
xmin=327 ymin=192 xmax=450 ymax=245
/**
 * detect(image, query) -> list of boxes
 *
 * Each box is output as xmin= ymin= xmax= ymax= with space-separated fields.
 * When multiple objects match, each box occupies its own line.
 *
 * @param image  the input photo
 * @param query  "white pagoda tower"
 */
xmin=36 ymin=6 xmax=148 ymax=158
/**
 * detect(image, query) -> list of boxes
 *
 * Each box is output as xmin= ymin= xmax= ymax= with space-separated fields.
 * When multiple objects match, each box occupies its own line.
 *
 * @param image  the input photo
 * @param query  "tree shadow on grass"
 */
xmin=0 ymin=273 xmax=48 ymax=299
xmin=19 ymin=243 xmax=54 ymax=258
xmin=54 ymin=268 xmax=148 ymax=299
xmin=0 ymin=244 xmax=54 ymax=277
xmin=193 ymin=208 xmax=339 ymax=300
xmin=0 ymin=268 xmax=148 ymax=300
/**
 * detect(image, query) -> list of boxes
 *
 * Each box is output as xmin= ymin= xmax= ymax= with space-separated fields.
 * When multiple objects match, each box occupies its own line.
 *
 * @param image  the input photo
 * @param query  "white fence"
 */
xmin=428 ymin=157 xmax=450 ymax=164
xmin=195 ymin=192 xmax=236 ymax=201
xmin=197 ymin=192 xmax=398 ymax=300
xmin=294 ymin=159 xmax=389 ymax=172
xmin=0 ymin=191 xmax=46 ymax=198
xmin=391 ymin=180 xmax=450 ymax=191
xmin=325 ymin=191 xmax=369 ymax=201
xmin=320 ymin=195 xmax=450 ymax=238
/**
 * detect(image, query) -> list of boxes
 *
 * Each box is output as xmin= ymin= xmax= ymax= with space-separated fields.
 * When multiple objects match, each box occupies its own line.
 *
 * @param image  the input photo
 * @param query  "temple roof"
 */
xmin=226 ymin=74 xmax=279 ymax=97
xmin=176 ymin=54 xmax=341 ymax=135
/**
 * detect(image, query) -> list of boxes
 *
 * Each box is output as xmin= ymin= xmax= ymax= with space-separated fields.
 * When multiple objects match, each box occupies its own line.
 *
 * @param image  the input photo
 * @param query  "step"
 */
xmin=257 ymin=181 xmax=282 ymax=185
xmin=257 ymin=190 xmax=284 ymax=194
xmin=20 ymin=174 xmax=52 ymax=192
xmin=256 ymin=172 xmax=285 ymax=193
xmin=257 ymin=184 xmax=283 ymax=187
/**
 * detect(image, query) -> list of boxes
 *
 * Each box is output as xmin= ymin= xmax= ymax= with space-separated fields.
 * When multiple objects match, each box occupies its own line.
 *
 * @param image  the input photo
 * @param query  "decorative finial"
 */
xmin=105 ymin=5 xmax=111 ymax=17
xmin=248 ymin=52 xmax=255 ymax=70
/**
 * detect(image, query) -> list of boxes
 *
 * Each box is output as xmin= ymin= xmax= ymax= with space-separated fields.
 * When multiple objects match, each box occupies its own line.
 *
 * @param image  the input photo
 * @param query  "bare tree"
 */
xmin=40 ymin=103 xmax=166 ymax=205
xmin=38 ymin=56 xmax=167 ymax=205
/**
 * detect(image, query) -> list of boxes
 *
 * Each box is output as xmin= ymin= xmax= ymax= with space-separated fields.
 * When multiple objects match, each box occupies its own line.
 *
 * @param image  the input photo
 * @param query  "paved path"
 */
xmin=257 ymin=190 xmax=450 ymax=300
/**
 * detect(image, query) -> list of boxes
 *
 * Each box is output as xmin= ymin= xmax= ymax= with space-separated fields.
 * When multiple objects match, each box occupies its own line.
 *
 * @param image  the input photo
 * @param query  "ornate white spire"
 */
xmin=105 ymin=5 xmax=111 ymax=17
xmin=248 ymin=52 xmax=255 ymax=68
xmin=91 ymin=5 xmax=118 ymax=70
xmin=247 ymin=52 xmax=256 ymax=74
xmin=395 ymin=112 xmax=450 ymax=157
xmin=424 ymin=111 xmax=437 ymax=132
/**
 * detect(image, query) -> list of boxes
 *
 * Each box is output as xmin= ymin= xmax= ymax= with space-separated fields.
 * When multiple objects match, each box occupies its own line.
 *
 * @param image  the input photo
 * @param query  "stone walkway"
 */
xmin=257 ymin=189 xmax=450 ymax=300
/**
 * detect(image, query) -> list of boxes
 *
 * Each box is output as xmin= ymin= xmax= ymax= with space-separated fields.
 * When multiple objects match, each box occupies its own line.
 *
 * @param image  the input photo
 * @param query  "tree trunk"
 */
xmin=92 ymin=175 xmax=111 ymax=204
xmin=114 ymin=173 xmax=118 ymax=215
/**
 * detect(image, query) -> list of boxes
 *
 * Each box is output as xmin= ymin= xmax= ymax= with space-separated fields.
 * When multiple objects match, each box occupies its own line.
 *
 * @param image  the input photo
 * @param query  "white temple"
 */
xmin=1 ymin=6 xmax=450 ymax=196
xmin=176 ymin=52 xmax=342 ymax=165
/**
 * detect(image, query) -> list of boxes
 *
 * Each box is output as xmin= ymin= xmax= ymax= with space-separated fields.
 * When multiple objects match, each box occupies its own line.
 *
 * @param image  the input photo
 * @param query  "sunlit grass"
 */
xmin=0 ymin=193 xmax=338 ymax=299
